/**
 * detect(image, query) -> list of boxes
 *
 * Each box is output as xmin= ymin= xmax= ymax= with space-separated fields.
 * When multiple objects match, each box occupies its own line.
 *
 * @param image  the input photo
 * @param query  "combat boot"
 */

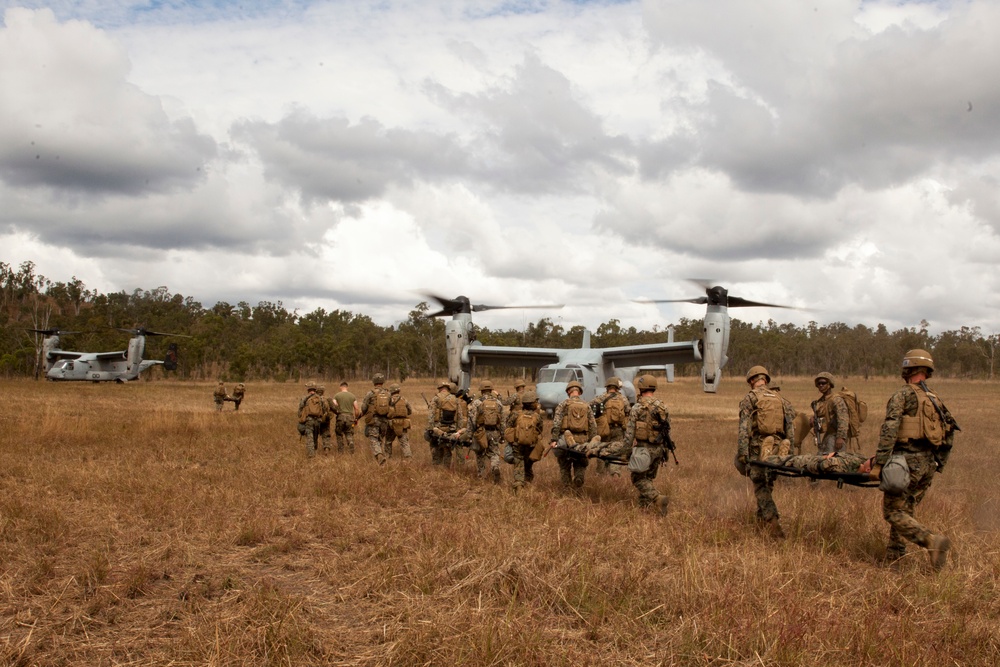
xmin=375 ymin=453 xmax=387 ymax=466
xmin=654 ymin=495 xmax=670 ymax=516
xmin=927 ymin=534 xmax=951 ymax=571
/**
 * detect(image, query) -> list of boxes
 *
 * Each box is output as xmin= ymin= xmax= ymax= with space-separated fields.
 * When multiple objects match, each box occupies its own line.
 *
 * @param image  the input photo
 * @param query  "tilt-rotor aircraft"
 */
xmin=424 ymin=294 xmax=700 ymax=413
xmin=425 ymin=284 xmax=794 ymax=411
xmin=34 ymin=328 xmax=186 ymax=382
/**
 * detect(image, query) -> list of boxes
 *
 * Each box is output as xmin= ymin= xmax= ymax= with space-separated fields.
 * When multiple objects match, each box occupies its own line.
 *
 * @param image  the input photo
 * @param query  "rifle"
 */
xmin=748 ymin=459 xmax=879 ymax=488
xmin=654 ymin=419 xmax=679 ymax=465
xmin=421 ymin=393 xmax=430 ymax=408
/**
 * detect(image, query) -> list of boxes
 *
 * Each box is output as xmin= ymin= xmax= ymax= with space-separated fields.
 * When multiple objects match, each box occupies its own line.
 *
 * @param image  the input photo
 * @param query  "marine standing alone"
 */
xmin=735 ymin=365 xmax=796 ymax=539
xmin=860 ymin=349 xmax=957 ymax=570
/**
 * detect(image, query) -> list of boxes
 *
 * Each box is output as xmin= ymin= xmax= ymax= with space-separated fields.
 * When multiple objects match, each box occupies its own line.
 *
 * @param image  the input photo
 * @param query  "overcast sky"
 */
xmin=2 ymin=0 xmax=998 ymax=336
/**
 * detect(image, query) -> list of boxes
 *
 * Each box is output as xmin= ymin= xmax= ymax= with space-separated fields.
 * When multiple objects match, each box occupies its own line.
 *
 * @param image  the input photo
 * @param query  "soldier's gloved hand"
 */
xmin=734 ymin=453 xmax=749 ymax=476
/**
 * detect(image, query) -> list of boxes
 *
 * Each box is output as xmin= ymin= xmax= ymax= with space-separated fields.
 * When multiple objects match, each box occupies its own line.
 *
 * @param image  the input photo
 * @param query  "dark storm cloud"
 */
xmin=232 ymin=111 xmax=470 ymax=204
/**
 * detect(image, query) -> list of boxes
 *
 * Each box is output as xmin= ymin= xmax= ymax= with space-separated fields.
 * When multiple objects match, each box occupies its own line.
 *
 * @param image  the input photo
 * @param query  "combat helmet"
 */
xmin=565 ymin=380 xmax=584 ymax=395
xmin=521 ymin=389 xmax=538 ymax=405
xmin=316 ymin=385 xmax=325 ymax=395
xmin=372 ymin=373 xmax=385 ymax=385
xmin=745 ymin=365 xmax=770 ymax=384
xmin=635 ymin=374 xmax=657 ymax=392
xmin=814 ymin=371 xmax=835 ymax=387
xmin=479 ymin=380 xmax=494 ymax=392
xmin=305 ymin=380 xmax=317 ymax=390
xmin=437 ymin=380 xmax=450 ymax=390
xmin=902 ymin=349 xmax=934 ymax=374
xmin=389 ymin=383 xmax=401 ymax=393
xmin=606 ymin=376 xmax=622 ymax=389
xmin=514 ymin=380 xmax=526 ymax=389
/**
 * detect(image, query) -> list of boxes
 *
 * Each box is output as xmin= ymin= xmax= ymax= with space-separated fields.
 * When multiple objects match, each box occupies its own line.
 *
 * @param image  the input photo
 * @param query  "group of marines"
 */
xmin=294 ymin=346 xmax=958 ymax=572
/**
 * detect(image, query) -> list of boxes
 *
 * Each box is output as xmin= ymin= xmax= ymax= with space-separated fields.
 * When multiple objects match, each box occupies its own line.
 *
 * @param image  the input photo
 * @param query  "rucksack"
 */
xmin=438 ymin=392 xmax=458 ymax=425
xmin=752 ymin=387 xmax=784 ymax=436
xmin=838 ymin=387 xmax=867 ymax=438
xmin=480 ymin=395 xmax=501 ymax=427
xmin=515 ymin=411 xmax=540 ymax=445
xmin=605 ymin=394 xmax=628 ymax=426
xmin=563 ymin=400 xmax=590 ymax=433
xmin=389 ymin=395 xmax=409 ymax=419
xmin=373 ymin=389 xmax=391 ymax=417
xmin=303 ymin=393 xmax=326 ymax=419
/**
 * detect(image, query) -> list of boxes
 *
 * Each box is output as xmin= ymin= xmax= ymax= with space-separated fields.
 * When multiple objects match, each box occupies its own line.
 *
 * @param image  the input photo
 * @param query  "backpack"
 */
xmin=480 ymin=395 xmax=502 ymax=428
xmin=752 ymin=387 xmax=784 ymax=436
xmin=838 ymin=387 xmax=867 ymax=438
xmin=438 ymin=392 xmax=459 ymax=425
xmin=605 ymin=394 xmax=628 ymax=426
xmin=563 ymin=400 xmax=590 ymax=433
xmin=515 ymin=411 xmax=540 ymax=445
xmin=373 ymin=389 xmax=391 ymax=417
xmin=303 ymin=393 xmax=326 ymax=419
xmin=389 ymin=395 xmax=409 ymax=419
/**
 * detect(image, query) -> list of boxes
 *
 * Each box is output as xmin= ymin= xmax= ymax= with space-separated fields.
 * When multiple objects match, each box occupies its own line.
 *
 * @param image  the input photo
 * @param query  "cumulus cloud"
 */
xmin=0 ymin=8 xmax=215 ymax=195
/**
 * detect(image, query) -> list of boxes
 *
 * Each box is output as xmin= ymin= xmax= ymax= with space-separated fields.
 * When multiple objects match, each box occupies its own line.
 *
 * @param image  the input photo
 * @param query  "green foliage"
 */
xmin=2 ymin=261 xmax=999 ymax=381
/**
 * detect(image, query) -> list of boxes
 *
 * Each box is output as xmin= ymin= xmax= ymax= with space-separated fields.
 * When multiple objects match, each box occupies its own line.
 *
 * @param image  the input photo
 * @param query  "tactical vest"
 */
xmin=437 ymin=392 xmax=459 ymax=425
xmin=389 ymin=395 xmax=409 ymax=419
xmin=752 ymin=387 xmax=784 ymax=437
xmin=562 ymin=400 xmax=590 ymax=433
xmin=896 ymin=384 xmax=945 ymax=446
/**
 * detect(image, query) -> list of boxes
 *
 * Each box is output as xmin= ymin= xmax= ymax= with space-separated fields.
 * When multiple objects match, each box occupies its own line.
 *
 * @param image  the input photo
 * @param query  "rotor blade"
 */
xmin=26 ymin=328 xmax=84 ymax=335
xmin=727 ymin=296 xmax=798 ymax=309
xmin=115 ymin=327 xmax=193 ymax=338
xmin=633 ymin=297 xmax=709 ymax=306
xmin=471 ymin=303 xmax=564 ymax=312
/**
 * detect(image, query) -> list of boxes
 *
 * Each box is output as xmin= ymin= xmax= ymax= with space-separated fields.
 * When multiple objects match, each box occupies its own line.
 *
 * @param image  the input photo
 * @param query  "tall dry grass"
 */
xmin=1 ymin=376 xmax=998 ymax=666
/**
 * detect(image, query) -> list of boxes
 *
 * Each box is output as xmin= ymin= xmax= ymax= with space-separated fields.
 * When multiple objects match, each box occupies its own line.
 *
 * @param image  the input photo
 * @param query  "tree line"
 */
xmin=1 ymin=260 xmax=997 ymax=382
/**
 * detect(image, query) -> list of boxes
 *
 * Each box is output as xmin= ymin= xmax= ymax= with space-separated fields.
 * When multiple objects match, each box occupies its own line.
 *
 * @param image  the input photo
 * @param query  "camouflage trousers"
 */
xmin=473 ymin=428 xmax=502 ymax=482
xmin=319 ymin=418 xmax=333 ymax=452
xmin=883 ymin=449 xmax=939 ymax=558
xmin=365 ymin=419 xmax=389 ymax=463
xmin=335 ymin=414 xmax=356 ymax=453
xmin=301 ymin=417 xmax=322 ymax=457
xmin=553 ymin=433 xmax=589 ymax=488
xmin=214 ymin=399 xmax=225 ymax=412
xmin=430 ymin=427 xmax=461 ymax=466
xmin=748 ymin=462 xmax=778 ymax=522
xmin=510 ymin=443 xmax=536 ymax=488
xmin=385 ymin=430 xmax=413 ymax=459
xmin=596 ymin=426 xmax=626 ymax=477
xmin=631 ymin=444 xmax=666 ymax=507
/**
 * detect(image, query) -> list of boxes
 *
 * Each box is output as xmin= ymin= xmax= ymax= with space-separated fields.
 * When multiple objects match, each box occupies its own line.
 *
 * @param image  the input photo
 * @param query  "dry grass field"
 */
xmin=1 ymin=375 xmax=998 ymax=666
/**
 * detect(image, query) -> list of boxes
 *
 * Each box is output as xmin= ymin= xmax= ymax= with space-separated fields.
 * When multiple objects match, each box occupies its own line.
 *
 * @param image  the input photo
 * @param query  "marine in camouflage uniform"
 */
xmin=468 ymin=380 xmax=505 ymax=483
xmin=867 ymin=349 xmax=956 ymax=570
xmin=811 ymin=372 xmax=849 ymax=454
xmin=549 ymin=381 xmax=597 ymax=489
xmin=213 ymin=381 xmax=228 ymax=411
xmin=297 ymin=382 xmax=326 ymax=458
xmin=768 ymin=451 xmax=870 ymax=476
xmin=590 ymin=376 xmax=631 ymax=477
xmin=384 ymin=383 xmax=413 ymax=460
xmin=316 ymin=386 xmax=334 ymax=453
xmin=358 ymin=374 xmax=391 ymax=466
xmin=332 ymin=382 xmax=359 ymax=453
xmin=231 ymin=382 xmax=246 ymax=411
xmin=427 ymin=381 xmax=466 ymax=466
xmin=505 ymin=389 xmax=545 ymax=490
xmin=504 ymin=380 xmax=527 ymax=413
xmin=736 ymin=365 xmax=796 ymax=539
